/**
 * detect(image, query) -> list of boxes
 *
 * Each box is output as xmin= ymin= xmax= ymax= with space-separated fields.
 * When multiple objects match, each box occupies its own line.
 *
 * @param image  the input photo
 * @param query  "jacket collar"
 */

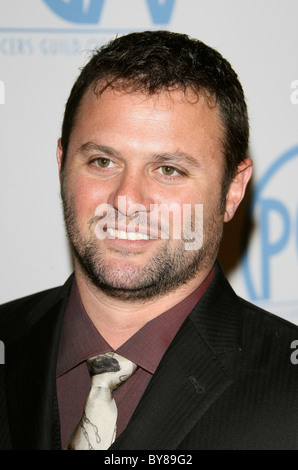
xmin=190 ymin=261 xmax=243 ymax=355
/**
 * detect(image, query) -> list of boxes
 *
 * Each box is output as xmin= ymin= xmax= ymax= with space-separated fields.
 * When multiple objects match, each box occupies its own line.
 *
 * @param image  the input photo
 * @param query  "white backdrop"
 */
xmin=0 ymin=0 xmax=297 ymax=323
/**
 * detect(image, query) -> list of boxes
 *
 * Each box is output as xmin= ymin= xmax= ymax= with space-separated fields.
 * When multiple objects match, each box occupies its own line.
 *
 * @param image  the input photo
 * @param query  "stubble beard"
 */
xmin=61 ymin=181 xmax=225 ymax=302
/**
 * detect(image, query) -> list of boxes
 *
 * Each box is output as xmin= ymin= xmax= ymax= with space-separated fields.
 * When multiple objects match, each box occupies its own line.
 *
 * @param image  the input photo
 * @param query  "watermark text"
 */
xmin=0 ymin=341 xmax=4 ymax=364
xmin=93 ymin=197 xmax=204 ymax=250
xmin=290 ymin=80 xmax=298 ymax=104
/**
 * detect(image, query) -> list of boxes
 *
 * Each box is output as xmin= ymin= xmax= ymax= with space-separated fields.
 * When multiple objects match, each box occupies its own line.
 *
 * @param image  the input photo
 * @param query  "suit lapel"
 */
xmin=5 ymin=281 xmax=71 ymax=450
xmin=111 ymin=263 xmax=242 ymax=450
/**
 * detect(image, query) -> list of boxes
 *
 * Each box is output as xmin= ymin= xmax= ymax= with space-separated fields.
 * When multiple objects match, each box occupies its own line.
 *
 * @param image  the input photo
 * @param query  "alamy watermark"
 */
xmin=0 ymin=341 xmax=4 ymax=364
xmin=290 ymin=340 xmax=298 ymax=364
xmin=290 ymin=80 xmax=298 ymax=104
xmin=93 ymin=196 xmax=204 ymax=250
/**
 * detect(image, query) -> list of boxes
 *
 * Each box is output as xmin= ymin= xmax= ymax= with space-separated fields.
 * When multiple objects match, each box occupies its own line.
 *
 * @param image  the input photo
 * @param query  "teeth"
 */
xmin=106 ymin=228 xmax=150 ymax=240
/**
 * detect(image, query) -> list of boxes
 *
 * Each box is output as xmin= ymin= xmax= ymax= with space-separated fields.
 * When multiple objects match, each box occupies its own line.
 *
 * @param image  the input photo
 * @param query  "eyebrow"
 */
xmin=77 ymin=142 xmax=121 ymax=158
xmin=77 ymin=141 xmax=201 ymax=170
xmin=151 ymin=152 xmax=201 ymax=170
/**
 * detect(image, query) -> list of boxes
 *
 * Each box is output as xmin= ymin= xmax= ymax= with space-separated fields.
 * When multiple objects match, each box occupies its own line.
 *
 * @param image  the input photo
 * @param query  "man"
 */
xmin=1 ymin=30 xmax=298 ymax=450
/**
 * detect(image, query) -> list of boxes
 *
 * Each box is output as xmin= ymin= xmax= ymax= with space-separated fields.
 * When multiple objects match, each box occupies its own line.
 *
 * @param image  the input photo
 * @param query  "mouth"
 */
xmin=106 ymin=227 xmax=151 ymax=241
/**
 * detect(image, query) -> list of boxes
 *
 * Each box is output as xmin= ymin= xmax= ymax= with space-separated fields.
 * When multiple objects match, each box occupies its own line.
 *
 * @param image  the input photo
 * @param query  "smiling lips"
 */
xmin=106 ymin=227 xmax=151 ymax=241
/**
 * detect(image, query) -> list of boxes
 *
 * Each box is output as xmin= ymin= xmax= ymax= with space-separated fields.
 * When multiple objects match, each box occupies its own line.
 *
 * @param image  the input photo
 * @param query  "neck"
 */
xmin=74 ymin=264 xmax=212 ymax=349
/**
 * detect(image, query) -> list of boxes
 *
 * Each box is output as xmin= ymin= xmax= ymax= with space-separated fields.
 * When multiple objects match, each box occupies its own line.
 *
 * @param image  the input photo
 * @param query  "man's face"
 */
xmin=58 ymin=87 xmax=232 ymax=300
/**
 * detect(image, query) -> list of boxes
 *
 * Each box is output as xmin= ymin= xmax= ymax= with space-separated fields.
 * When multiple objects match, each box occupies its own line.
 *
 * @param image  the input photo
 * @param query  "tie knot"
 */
xmin=87 ymin=352 xmax=136 ymax=390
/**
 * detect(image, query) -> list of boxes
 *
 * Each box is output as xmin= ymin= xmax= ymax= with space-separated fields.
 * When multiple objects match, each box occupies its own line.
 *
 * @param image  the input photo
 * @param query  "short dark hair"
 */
xmin=60 ymin=30 xmax=249 ymax=188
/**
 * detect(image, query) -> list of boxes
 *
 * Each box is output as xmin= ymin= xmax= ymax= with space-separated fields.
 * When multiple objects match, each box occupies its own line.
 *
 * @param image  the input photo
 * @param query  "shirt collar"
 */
xmin=56 ymin=267 xmax=214 ymax=377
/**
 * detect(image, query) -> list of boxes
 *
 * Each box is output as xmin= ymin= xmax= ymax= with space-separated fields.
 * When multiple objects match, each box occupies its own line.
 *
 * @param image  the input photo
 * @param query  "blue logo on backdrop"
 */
xmin=44 ymin=0 xmax=105 ymax=24
xmin=43 ymin=0 xmax=176 ymax=25
xmin=0 ymin=0 xmax=176 ymax=56
xmin=243 ymin=146 xmax=298 ymax=301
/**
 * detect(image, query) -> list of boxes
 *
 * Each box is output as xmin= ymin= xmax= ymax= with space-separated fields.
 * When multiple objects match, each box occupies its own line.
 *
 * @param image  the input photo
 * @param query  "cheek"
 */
xmin=152 ymin=184 xmax=200 ymax=207
xmin=69 ymin=176 xmax=109 ymax=219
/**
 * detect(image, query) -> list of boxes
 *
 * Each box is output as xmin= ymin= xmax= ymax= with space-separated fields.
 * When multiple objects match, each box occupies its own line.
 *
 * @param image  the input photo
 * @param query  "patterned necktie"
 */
xmin=65 ymin=352 xmax=136 ymax=450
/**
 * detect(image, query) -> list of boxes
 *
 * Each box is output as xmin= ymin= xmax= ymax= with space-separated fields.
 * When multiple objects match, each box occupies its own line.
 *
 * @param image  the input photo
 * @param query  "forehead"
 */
xmin=71 ymin=85 xmax=224 ymax=161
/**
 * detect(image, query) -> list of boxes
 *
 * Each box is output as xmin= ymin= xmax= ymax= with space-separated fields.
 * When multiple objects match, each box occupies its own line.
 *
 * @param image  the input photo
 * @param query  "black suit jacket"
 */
xmin=1 ymin=262 xmax=298 ymax=450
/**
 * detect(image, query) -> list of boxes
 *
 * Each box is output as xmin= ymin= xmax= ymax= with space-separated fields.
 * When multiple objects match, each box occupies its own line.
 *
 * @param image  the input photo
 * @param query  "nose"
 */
xmin=108 ymin=169 xmax=154 ymax=217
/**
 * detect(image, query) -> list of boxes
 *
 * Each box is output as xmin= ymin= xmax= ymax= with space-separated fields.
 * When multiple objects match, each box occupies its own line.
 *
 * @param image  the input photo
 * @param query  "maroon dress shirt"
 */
xmin=56 ymin=268 xmax=214 ymax=449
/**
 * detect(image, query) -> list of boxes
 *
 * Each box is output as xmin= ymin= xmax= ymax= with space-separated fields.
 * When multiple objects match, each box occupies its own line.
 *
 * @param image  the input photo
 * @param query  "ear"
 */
xmin=224 ymin=158 xmax=253 ymax=223
xmin=56 ymin=138 xmax=63 ymax=183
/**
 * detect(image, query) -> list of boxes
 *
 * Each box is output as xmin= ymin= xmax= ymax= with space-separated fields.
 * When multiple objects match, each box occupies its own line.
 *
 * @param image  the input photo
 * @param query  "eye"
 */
xmin=161 ymin=165 xmax=176 ymax=175
xmin=94 ymin=157 xmax=114 ymax=168
xmin=157 ymin=165 xmax=184 ymax=177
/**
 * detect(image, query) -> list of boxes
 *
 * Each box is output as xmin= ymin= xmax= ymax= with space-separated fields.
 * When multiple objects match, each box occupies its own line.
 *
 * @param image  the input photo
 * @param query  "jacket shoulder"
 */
xmin=0 ymin=286 xmax=62 ymax=312
xmin=238 ymin=296 xmax=298 ymax=335
xmin=0 ymin=276 xmax=73 ymax=343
